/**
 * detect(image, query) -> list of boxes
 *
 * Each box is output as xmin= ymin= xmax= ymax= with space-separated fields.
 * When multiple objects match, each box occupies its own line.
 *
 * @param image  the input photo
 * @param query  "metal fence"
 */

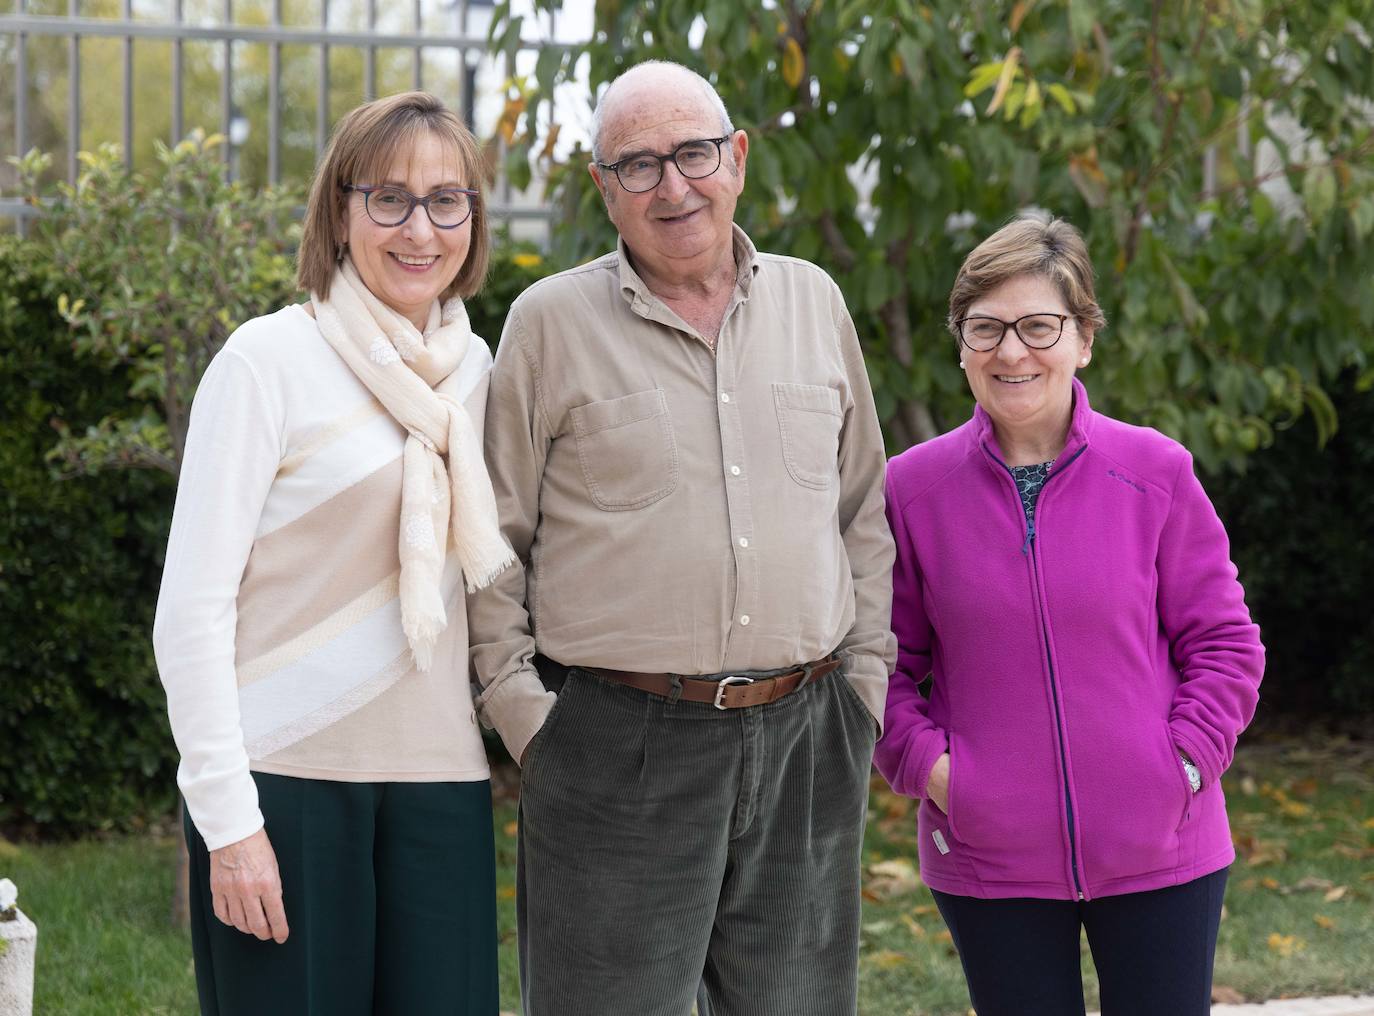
xmin=0 ymin=0 xmax=569 ymax=235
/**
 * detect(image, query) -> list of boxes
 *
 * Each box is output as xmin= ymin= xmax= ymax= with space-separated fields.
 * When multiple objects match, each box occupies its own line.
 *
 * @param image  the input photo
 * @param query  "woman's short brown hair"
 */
xmin=948 ymin=212 xmax=1107 ymax=340
xmin=296 ymin=91 xmax=490 ymax=302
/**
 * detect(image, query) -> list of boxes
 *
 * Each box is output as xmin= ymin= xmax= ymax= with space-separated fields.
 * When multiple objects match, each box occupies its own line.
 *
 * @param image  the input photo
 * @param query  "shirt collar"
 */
xmin=973 ymin=376 xmax=1095 ymax=468
xmin=616 ymin=223 xmax=761 ymax=314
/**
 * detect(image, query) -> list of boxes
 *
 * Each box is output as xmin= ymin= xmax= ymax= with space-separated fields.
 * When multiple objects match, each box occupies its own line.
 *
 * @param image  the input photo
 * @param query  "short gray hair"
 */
xmin=590 ymin=60 xmax=734 ymax=163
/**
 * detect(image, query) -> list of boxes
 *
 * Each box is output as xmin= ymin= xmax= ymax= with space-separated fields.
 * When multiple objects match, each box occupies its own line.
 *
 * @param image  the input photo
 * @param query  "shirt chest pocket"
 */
xmin=772 ymin=383 xmax=842 ymax=490
xmin=569 ymin=389 xmax=680 ymax=511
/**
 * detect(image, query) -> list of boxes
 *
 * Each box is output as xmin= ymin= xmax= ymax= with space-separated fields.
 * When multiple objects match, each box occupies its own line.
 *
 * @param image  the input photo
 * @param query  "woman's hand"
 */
xmin=927 ymin=753 xmax=951 ymax=814
xmin=209 ymin=828 xmax=290 ymax=943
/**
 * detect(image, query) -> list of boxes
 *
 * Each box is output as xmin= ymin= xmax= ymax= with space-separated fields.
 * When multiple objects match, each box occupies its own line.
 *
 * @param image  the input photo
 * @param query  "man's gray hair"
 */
xmin=590 ymin=60 xmax=734 ymax=164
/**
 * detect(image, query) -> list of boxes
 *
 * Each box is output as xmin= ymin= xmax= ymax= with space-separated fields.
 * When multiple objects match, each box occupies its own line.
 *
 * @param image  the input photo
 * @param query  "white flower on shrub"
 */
xmin=0 ymin=877 xmax=16 ymax=916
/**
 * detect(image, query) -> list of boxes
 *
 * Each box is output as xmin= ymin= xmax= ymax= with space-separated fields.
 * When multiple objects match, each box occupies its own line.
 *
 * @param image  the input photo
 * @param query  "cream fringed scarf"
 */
xmin=311 ymin=259 xmax=515 ymax=671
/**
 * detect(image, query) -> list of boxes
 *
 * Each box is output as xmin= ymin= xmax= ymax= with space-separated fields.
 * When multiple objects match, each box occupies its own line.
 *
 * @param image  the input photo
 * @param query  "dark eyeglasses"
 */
xmin=596 ymin=136 xmax=732 ymax=193
xmin=343 ymin=184 xmax=478 ymax=229
xmin=955 ymin=313 xmax=1071 ymax=352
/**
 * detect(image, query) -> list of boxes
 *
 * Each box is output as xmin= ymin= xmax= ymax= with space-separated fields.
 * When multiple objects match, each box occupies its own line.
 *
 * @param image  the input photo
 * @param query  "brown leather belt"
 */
xmin=581 ymin=656 xmax=842 ymax=710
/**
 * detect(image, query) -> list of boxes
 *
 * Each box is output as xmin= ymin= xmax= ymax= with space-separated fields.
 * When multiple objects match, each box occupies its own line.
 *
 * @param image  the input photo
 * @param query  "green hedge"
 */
xmin=0 ymin=237 xmax=178 ymax=836
xmin=1211 ymin=372 xmax=1374 ymax=721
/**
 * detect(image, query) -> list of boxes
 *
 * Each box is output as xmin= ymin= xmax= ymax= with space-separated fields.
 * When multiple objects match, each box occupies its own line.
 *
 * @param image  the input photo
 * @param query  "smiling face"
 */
xmin=588 ymin=72 xmax=746 ymax=288
xmin=961 ymin=272 xmax=1093 ymax=459
xmin=341 ymin=130 xmax=471 ymax=329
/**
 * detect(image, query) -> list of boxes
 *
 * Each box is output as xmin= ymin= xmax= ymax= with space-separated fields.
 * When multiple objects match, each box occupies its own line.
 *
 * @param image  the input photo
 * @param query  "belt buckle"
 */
xmin=714 ymin=675 xmax=754 ymax=710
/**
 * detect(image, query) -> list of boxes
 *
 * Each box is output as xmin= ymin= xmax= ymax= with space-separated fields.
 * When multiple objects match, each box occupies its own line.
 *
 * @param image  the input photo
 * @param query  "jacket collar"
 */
xmin=972 ymin=376 xmax=1094 ymax=471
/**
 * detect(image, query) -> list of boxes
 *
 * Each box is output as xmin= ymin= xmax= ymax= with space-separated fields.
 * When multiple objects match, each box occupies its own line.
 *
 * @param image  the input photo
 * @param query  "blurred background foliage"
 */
xmin=2 ymin=0 xmax=1372 ymax=836
xmin=496 ymin=0 xmax=1374 ymax=469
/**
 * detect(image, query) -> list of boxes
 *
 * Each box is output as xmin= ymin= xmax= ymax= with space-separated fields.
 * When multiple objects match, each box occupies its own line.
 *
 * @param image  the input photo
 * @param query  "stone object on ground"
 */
xmin=0 ymin=906 xmax=36 ymax=1016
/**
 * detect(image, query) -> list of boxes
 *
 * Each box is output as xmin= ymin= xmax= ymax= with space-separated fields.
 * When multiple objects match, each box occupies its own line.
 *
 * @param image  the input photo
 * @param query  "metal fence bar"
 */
xmin=411 ymin=0 xmax=421 ymax=91
xmin=221 ymin=0 xmax=232 ymax=168
xmin=315 ymin=0 xmax=328 ymax=158
xmin=15 ymin=0 xmax=27 ymax=235
xmin=122 ymin=0 xmax=132 ymax=167
xmin=171 ymin=0 xmax=183 ymax=144
xmin=268 ymin=0 xmax=280 ymax=184
xmin=0 ymin=13 xmax=536 ymax=50
xmin=364 ymin=0 xmax=375 ymax=101
xmin=67 ymin=0 xmax=79 ymax=181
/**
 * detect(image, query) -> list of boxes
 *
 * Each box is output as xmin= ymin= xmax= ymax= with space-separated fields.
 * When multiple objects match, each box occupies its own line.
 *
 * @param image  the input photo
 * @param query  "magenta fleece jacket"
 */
xmin=875 ymin=379 xmax=1264 ymax=901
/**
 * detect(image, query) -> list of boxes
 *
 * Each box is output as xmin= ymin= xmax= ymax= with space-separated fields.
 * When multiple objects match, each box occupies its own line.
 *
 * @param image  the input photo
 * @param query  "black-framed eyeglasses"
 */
xmin=597 ymin=136 xmax=732 ymax=193
xmin=343 ymin=184 xmax=478 ymax=229
xmin=956 ymin=313 xmax=1071 ymax=352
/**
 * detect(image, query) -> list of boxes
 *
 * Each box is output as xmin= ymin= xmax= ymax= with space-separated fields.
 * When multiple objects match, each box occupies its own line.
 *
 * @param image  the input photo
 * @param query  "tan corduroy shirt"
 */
xmin=469 ymin=226 xmax=896 ymax=763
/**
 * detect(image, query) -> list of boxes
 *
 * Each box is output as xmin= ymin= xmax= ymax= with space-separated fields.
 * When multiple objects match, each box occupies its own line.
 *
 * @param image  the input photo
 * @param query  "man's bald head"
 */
xmin=591 ymin=61 xmax=734 ymax=164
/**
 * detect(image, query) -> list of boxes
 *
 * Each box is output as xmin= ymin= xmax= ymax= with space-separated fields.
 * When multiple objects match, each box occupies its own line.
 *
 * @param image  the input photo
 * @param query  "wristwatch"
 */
xmin=1180 ymin=753 xmax=1202 ymax=794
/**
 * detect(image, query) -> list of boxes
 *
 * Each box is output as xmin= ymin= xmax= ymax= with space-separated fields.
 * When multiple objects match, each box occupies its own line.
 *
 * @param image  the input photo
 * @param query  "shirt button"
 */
xmin=730 ymin=465 xmax=741 ymax=476
xmin=739 ymin=614 xmax=750 ymax=625
xmin=738 ymin=537 xmax=749 ymax=548
xmin=720 ymin=392 xmax=731 ymax=403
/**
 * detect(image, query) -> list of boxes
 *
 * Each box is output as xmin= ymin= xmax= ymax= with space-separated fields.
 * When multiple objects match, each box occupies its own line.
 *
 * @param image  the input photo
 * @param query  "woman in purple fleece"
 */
xmin=876 ymin=214 xmax=1264 ymax=1016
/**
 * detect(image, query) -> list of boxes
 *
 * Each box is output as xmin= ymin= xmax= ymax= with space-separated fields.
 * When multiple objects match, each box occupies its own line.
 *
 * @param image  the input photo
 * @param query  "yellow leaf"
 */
xmin=1362 ymin=817 xmax=1374 ymax=829
xmin=1266 ymin=932 xmax=1305 ymax=957
xmin=497 ymin=885 xmax=516 ymax=900
xmin=986 ymin=47 xmax=1022 ymax=116
xmin=782 ymin=38 xmax=805 ymax=90
xmin=1010 ymin=0 xmax=1033 ymax=33
xmin=540 ymin=123 xmax=562 ymax=161
xmin=1313 ymin=914 xmax=1336 ymax=930
xmin=1279 ymin=799 xmax=1312 ymax=818
xmin=867 ymin=949 xmax=909 ymax=970
xmin=503 ymin=820 xmax=518 ymax=836
xmin=1260 ymin=877 xmax=1280 ymax=890
xmin=900 ymin=913 xmax=927 ymax=938
xmin=512 ymin=253 xmax=543 ymax=269
xmin=890 ymin=51 xmax=904 ymax=77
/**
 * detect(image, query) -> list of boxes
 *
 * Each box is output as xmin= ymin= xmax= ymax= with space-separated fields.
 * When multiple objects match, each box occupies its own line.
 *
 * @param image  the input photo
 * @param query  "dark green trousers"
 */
xmin=184 ymin=773 xmax=499 ymax=1016
xmin=517 ymin=661 xmax=877 ymax=1016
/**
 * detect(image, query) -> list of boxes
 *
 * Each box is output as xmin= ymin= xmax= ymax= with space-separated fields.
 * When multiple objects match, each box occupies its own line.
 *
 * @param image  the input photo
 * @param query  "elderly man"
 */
xmin=469 ymin=60 xmax=895 ymax=1016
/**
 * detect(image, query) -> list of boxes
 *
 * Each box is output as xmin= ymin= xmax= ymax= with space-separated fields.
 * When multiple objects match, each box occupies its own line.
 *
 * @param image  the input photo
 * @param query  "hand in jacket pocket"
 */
xmin=928 ymin=753 xmax=951 ymax=814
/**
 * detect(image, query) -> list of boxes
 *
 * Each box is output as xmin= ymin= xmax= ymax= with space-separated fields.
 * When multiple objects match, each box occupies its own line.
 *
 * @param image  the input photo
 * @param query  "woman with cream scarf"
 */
xmin=154 ymin=92 xmax=512 ymax=1015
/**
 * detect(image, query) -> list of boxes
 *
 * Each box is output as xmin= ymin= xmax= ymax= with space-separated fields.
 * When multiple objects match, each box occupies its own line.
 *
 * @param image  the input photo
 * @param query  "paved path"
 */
xmin=1089 ymin=998 xmax=1374 ymax=1016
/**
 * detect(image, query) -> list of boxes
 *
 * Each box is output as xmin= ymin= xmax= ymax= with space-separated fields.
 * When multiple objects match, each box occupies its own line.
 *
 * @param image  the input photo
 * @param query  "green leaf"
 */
xmin=1303 ymin=164 xmax=1337 ymax=223
xmin=1047 ymin=83 xmax=1077 ymax=114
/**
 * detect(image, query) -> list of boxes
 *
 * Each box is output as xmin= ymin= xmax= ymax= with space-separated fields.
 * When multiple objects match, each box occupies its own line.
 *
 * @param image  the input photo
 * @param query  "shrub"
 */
xmin=0 ymin=236 xmax=177 ymax=836
xmin=1213 ymin=373 xmax=1374 ymax=721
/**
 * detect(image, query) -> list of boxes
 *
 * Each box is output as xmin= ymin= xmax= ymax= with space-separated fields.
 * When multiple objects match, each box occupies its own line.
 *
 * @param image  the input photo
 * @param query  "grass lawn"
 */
xmin=3 ymin=735 xmax=1370 ymax=1015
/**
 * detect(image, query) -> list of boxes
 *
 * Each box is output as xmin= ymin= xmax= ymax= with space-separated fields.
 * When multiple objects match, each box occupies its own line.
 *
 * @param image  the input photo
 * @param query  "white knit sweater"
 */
xmin=154 ymin=304 xmax=490 ymax=851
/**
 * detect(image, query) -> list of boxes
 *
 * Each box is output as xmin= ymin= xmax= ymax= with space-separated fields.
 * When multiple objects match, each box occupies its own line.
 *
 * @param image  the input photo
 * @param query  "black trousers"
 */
xmin=932 ymin=867 xmax=1228 ymax=1016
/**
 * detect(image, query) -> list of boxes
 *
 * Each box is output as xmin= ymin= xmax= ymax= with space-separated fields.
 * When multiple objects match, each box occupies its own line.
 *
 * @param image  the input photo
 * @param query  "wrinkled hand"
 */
xmin=927 ymin=753 xmax=951 ymax=815
xmin=209 ymin=827 xmax=290 ymax=943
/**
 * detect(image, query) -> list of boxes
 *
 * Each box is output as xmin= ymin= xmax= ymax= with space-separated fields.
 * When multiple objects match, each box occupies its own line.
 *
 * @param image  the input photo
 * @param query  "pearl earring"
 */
xmin=1079 ymin=357 xmax=1088 ymax=366
xmin=958 ymin=361 xmax=966 ymax=369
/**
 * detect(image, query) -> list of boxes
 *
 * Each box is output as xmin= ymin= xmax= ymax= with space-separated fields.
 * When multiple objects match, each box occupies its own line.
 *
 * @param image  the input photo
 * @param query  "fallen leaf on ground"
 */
xmin=1212 ymin=986 xmax=1245 ymax=1005
xmin=503 ymin=821 xmax=518 ymax=837
xmin=1363 ymin=817 xmax=1374 ymax=830
xmin=497 ymin=886 xmax=516 ymax=900
xmin=866 ymin=949 xmax=910 ymax=969
xmin=1239 ymin=776 xmax=1258 ymax=796
xmin=900 ymin=913 xmax=927 ymax=938
xmin=1291 ymin=876 xmax=1334 ymax=892
xmin=1323 ymin=886 xmax=1348 ymax=902
xmin=865 ymin=858 xmax=922 ymax=900
xmin=1313 ymin=914 xmax=1336 ymax=930
xmin=1266 ymin=932 xmax=1305 ymax=956
xmin=1260 ymin=877 xmax=1280 ymax=890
